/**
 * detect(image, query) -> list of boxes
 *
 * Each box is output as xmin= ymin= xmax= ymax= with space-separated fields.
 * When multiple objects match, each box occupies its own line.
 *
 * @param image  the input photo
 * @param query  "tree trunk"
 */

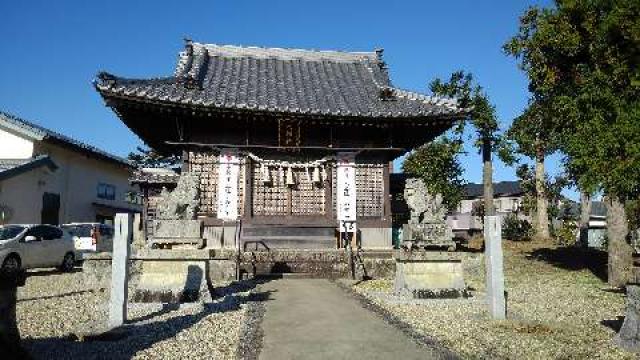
xmin=606 ymin=195 xmax=633 ymax=288
xmin=579 ymin=192 xmax=592 ymax=246
xmin=534 ymin=148 xmax=550 ymax=240
xmin=483 ymin=138 xmax=495 ymax=217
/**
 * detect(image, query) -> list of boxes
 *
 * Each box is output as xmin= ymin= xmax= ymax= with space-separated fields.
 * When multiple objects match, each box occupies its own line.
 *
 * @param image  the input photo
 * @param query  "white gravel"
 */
xmin=353 ymin=243 xmax=632 ymax=359
xmin=17 ymin=269 xmax=263 ymax=359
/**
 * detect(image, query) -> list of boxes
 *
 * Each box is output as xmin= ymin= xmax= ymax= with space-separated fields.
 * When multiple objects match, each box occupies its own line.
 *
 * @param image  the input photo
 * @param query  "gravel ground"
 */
xmin=353 ymin=242 xmax=632 ymax=360
xmin=16 ymin=269 xmax=265 ymax=359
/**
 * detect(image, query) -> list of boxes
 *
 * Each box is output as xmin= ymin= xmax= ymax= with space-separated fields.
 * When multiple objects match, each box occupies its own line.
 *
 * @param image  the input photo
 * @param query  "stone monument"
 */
xmin=615 ymin=263 xmax=640 ymax=352
xmin=401 ymin=178 xmax=456 ymax=251
xmin=136 ymin=173 xmax=210 ymax=303
xmin=109 ymin=213 xmax=132 ymax=328
xmin=394 ymin=178 xmax=466 ymax=298
xmin=151 ymin=173 xmax=204 ymax=249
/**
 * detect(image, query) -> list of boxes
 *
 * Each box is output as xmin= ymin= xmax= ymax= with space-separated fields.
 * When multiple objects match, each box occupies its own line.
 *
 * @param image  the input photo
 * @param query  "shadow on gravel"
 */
xmin=526 ymin=247 xmax=608 ymax=282
xmin=601 ymin=316 xmax=625 ymax=332
xmin=20 ymin=279 xmax=275 ymax=360
xmin=26 ymin=268 xmax=82 ymax=277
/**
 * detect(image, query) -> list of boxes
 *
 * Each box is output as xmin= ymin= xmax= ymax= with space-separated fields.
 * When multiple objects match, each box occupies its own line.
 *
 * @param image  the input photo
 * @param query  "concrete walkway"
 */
xmin=258 ymin=279 xmax=450 ymax=360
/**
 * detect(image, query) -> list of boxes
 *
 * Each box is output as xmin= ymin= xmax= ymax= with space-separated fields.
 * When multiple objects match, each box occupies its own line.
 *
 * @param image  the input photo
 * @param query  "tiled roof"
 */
xmin=390 ymin=174 xmax=523 ymax=199
xmin=95 ymin=41 xmax=465 ymax=120
xmin=463 ymin=181 xmax=523 ymax=199
xmin=0 ymin=111 xmax=132 ymax=168
xmin=130 ymin=167 xmax=180 ymax=184
xmin=0 ymin=159 xmax=31 ymax=172
xmin=0 ymin=155 xmax=58 ymax=181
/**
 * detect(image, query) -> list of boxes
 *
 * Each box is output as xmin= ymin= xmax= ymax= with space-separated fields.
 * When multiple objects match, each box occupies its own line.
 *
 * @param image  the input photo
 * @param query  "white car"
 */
xmin=62 ymin=223 xmax=114 ymax=254
xmin=0 ymin=224 xmax=76 ymax=272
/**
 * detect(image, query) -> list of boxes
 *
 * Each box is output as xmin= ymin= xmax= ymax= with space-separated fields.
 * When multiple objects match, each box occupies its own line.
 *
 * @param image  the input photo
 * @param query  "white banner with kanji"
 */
xmin=217 ymin=149 xmax=241 ymax=220
xmin=336 ymin=152 xmax=357 ymax=232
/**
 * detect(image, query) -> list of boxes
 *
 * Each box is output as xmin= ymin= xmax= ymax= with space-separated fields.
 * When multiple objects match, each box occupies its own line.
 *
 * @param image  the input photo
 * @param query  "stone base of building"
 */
xmin=83 ymin=248 xmax=397 ymax=301
xmin=238 ymin=249 xmax=395 ymax=279
xmin=393 ymin=250 xmax=467 ymax=299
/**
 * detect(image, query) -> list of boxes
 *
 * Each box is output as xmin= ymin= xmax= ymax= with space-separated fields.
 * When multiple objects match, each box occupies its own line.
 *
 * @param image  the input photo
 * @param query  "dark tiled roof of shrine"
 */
xmin=95 ymin=41 xmax=465 ymax=119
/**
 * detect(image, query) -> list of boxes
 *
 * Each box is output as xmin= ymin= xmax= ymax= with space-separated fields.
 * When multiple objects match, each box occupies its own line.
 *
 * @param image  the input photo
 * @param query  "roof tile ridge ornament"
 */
xmin=94 ymin=71 xmax=117 ymax=90
xmin=197 ymin=42 xmax=378 ymax=63
xmin=175 ymin=38 xmax=209 ymax=90
xmin=175 ymin=37 xmax=195 ymax=78
xmin=361 ymin=59 xmax=396 ymax=101
xmin=359 ymin=52 xmax=461 ymax=112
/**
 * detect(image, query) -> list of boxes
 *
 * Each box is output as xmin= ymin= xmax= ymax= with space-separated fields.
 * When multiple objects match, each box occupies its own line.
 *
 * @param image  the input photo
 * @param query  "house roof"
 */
xmin=390 ymin=174 xmax=523 ymax=199
xmin=463 ymin=181 xmax=523 ymax=199
xmin=130 ymin=167 xmax=180 ymax=185
xmin=0 ymin=155 xmax=58 ymax=181
xmin=0 ymin=111 xmax=132 ymax=168
xmin=95 ymin=41 xmax=466 ymax=120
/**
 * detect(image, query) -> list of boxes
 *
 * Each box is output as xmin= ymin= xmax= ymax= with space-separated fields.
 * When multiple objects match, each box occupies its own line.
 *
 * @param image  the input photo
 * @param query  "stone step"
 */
xmin=241 ymin=226 xmax=335 ymax=237
xmin=240 ymin=236 xmax=336 ymax=250
xmin=255 ymin=272 xmax=319 ymax=279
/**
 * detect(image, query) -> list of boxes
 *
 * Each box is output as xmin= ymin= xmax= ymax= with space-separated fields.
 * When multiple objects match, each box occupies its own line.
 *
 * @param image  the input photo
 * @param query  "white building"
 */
xmin=0 ymin=111 xmax=140 ymax=225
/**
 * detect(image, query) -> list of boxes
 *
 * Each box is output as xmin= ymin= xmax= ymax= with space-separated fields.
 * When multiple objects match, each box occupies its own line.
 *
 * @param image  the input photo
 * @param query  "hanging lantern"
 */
xmin=312 ymin=167 xmax=321 ymax=183
xmin=278 ymin=167 xmax=284 ymax=184
xmin=261 ymin=164 xmax=270 ymax=184
xmin=286 ymin=166 xmax=295 ymax=186
xmin=322 ymin=166 xmax=327 ymax=183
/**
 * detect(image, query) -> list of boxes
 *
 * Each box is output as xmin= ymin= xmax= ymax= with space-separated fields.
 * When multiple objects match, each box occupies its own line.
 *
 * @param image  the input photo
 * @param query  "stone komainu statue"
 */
xmin=156 ymin=173 xmax=200 ymax=220
xmin=402 ymin=178 xmax=455 ymax=251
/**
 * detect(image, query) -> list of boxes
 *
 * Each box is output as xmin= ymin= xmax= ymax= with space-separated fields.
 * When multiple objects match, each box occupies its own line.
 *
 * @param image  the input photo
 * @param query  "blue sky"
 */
xmin=0 ymin=0 xmax=574 ymax=198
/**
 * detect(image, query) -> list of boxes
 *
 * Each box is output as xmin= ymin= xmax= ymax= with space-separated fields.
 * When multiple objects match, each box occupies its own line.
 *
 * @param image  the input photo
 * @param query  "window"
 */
xmin=97 ymin=183 xmax=116 ymax=200
xmin=100 ymin=225 xmax=114 ymax=237
xmin=25 ymin=226 xmax=47 ymax=240
xmin=41 ymin=226 xmax=63 ymax=240
xmin=124 ymin=191 xmax=142 ymax=205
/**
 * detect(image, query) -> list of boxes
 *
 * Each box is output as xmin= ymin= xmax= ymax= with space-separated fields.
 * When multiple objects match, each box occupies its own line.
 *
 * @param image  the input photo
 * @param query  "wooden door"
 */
xmin=41 ymin=192 xmax=60 ymax=225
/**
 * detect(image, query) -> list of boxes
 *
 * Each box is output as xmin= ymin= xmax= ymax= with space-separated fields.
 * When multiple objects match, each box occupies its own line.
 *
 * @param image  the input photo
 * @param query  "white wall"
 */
xmin=457 ymin=196 xmax=523 ymax=214
xmin=0 ymin=141 xmax=140 ymax=225
xmin=0 ymin=129 xmax=34 ymax=159
xmin=37 ymin=143 xmax=140 ymax=223
xmin=0 ymin=167 xmax=57 ymax=224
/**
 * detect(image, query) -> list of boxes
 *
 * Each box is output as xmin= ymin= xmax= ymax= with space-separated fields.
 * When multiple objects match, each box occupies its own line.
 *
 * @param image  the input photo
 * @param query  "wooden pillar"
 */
xmin=141 ymin=187 xmax=149 ymax=241
xmin=181 ymin=150 xmax=190 ymax=173
xmin=325 ymin=163 xmax=334 ymax=222
xmin=383 ymin=161 xmax=391 ymax=220
xmin=243 ymin=157 xmax=253 ymax=221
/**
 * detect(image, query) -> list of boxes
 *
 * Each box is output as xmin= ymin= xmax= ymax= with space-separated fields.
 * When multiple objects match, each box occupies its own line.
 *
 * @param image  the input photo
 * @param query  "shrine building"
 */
xmin=95 ymin=40 xmax=466 ymax=252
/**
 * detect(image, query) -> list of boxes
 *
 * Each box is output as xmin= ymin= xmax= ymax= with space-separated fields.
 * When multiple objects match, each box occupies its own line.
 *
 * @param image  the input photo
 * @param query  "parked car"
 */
xmin=0 ymin=224 xmax=76 ymax=272
xmin=62 ymin=223 xmax=114 ymax=254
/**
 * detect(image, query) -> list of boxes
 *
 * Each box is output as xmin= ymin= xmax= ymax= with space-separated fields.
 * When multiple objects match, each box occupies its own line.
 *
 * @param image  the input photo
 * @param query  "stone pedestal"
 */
xmin=615 ymin=284 xmax=640 ymax=352
xmin=132 ymin=249 xmax=213 ymax=303
xmin=0 ymin=270 xmax=27 ymax=355
xmin=151 ymin=219 xmax=204 ymax=248
xmin=393 ymin=251 xmax=466 ymax=298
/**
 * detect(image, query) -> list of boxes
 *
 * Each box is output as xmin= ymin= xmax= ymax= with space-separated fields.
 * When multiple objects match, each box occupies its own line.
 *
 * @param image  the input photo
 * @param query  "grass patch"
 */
xmin=354 ymin=242 xmax=631 ymax=359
